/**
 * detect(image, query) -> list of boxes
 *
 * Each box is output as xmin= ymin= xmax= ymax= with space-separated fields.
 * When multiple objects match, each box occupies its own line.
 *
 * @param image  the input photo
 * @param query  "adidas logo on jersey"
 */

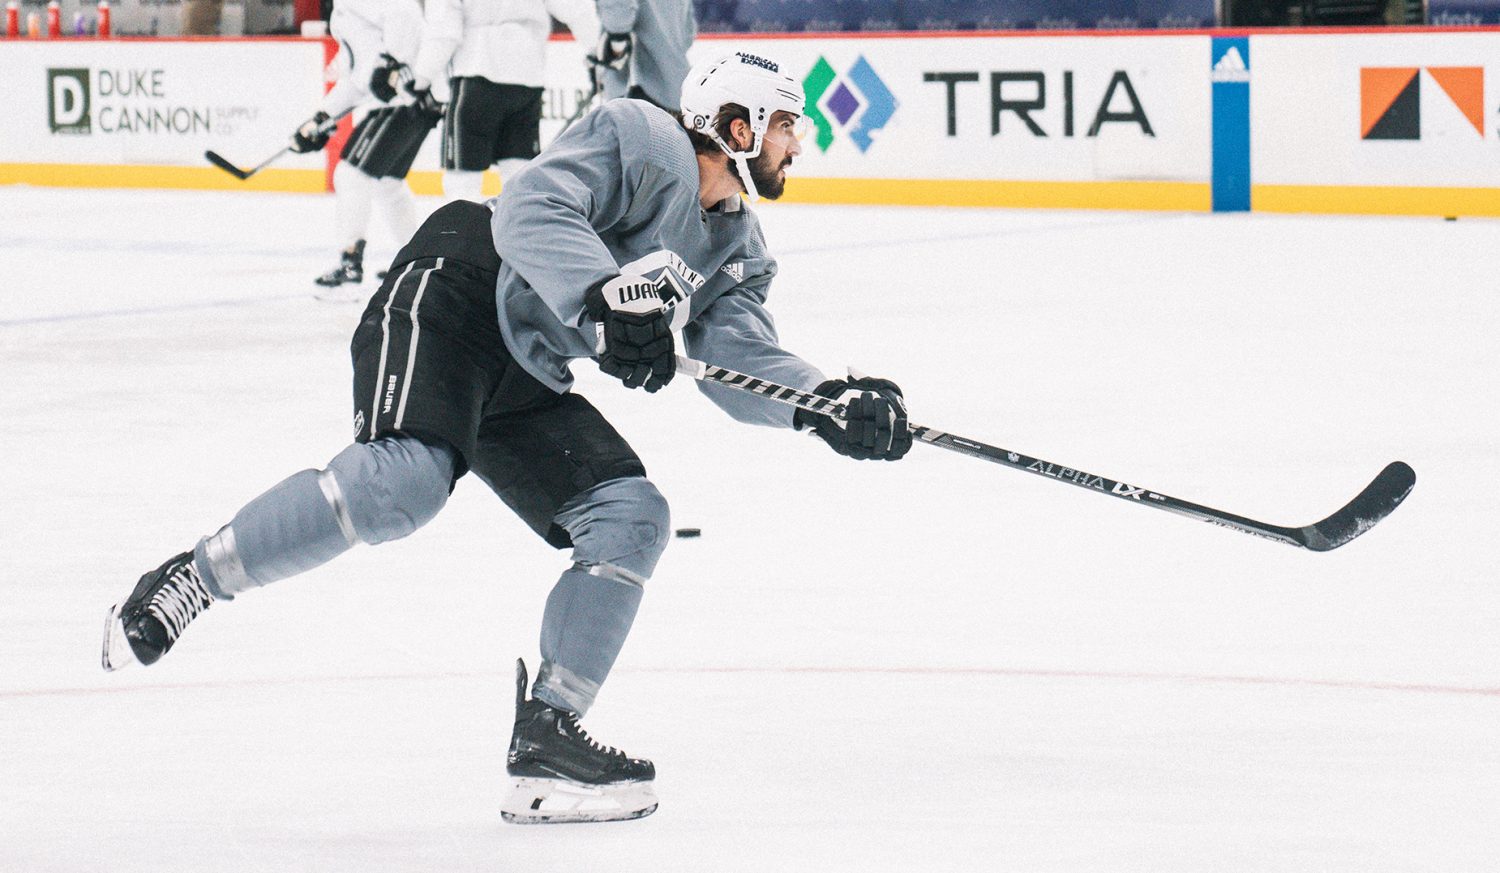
xmin=720 ymin=262 xmax=745 ymax=283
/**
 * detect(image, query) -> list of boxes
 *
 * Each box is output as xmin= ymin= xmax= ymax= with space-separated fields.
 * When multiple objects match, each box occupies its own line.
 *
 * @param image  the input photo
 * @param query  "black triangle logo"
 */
xmin=1364 ymin=73 xmax=1420 ymax=140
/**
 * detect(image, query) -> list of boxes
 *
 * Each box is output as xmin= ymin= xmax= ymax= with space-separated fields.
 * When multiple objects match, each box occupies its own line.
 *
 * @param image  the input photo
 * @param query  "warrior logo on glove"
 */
xmin=621 ymin=250 xmax=703 ymax=320
xmin=584 ymin=251 xmax=708 ymax=393
xmin=586 ymin=275 xmax=675 ymax=393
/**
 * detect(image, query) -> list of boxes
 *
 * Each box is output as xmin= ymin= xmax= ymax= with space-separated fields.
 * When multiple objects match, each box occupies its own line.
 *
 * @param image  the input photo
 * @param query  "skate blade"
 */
xmin=100 ymin=603 xmax=137 ymax=672
xmin=500 ymin=777 xmax=658 ymax=824
xmin=312 ymin=288 xmax=366 ymax=304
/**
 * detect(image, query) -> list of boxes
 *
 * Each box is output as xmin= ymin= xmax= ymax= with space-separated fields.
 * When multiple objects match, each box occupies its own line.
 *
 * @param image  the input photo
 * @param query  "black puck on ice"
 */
xmin=674 ymin=527 xmax=702 ymax=538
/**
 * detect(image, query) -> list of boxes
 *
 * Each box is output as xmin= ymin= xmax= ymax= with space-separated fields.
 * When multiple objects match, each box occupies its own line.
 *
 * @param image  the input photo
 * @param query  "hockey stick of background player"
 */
xmin=558 ymin=67 xmax=604 ymax=136
xmin=204 ymin=108 xmax=354 ymax=181
xmin=673 ymin=355 xmax=1416 ymax=552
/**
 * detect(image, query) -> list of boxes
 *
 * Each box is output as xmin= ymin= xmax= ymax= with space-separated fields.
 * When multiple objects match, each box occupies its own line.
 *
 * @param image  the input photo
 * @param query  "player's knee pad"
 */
xmin=554 ymin=477 xmax=670 ymax=582
xmin=325 ymin=435 xmax=456 ymax=545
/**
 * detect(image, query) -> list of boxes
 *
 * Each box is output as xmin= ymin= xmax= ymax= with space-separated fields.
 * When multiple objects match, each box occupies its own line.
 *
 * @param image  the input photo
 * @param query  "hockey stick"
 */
xmin=204 ymin=147 xmax=289 ymax=181
xmin=674 ymin=355 xmax=1415 ymax=552
xmin=205 ymin=108 xmax=353 ymax=181
xmin=558 ymin=71 xmax=603 ymax=136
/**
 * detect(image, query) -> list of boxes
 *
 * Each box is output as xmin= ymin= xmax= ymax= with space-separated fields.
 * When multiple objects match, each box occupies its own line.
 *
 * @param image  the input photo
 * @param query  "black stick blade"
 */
xmin=1297 ymin=461 xmax=1416 ymax=552
xmin=204 ymin=150 xmax=251 ymax=180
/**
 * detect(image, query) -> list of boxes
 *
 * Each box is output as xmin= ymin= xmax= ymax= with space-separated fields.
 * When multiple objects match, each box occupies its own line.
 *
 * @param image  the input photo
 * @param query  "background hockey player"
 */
xmin=409 ymin=0 xmax=600 ymax=204
xmin=101 ymin=51 xmax=912 ymax=824
xmin=593 ymin=0 xmax=696 ymax=112
xmin=289 ymin=0 xmax=440 ymax=297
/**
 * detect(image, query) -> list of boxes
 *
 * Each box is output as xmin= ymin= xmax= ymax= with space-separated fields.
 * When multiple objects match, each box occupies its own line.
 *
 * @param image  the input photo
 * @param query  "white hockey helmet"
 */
xmin=680 ymin=51 xmax=805 ymax=201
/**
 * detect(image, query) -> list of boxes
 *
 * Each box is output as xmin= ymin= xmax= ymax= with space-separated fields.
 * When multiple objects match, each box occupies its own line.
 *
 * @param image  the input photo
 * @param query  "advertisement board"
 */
xmin=1 ymin=38 xmax=328 ymax=189
xmin=4 ymin=29 xmax=1499 ymax=215
xmin=728 ymin=36 xmax=1209 ymax=179
xmin=531 ymin=34 xmax=1213 ymax=209
xmin=1251 ymin=31 xmax=1500 ymax=214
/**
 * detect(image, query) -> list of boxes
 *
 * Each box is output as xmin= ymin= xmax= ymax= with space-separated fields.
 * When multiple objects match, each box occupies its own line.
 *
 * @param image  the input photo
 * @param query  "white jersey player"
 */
xmin=408 ymin=0 xmax=600 ymax=203
xmin=288 ymin=0 xmax=439 ymax=296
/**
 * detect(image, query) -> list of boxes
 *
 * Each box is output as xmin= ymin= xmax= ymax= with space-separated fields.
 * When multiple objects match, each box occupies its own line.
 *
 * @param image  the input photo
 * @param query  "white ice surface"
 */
xmin=2 ymin=187 xmax=1498 ymax=872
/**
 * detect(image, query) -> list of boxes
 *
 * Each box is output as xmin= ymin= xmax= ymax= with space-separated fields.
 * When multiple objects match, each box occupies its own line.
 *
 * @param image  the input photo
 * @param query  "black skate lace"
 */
xmin=565 ymin=713 xmax=626 ymax=759
xmin=148 ymin=563 xmax=213 ymax=639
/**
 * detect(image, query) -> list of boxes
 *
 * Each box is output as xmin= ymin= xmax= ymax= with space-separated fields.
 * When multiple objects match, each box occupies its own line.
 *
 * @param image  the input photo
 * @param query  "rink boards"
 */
xmin=1 ymin=28 xmax=1498 ymax=215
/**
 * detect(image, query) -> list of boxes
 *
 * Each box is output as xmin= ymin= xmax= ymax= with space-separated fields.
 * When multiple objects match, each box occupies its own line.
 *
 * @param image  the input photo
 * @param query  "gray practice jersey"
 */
xmin=596 ymin=0 xmax=696 ymax=111
xmin=490 ymin=98 xmax=824 ymax=428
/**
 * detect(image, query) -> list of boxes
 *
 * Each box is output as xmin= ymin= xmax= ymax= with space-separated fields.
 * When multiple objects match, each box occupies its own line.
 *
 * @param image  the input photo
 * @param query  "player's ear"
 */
xmin=729 ymin=117 xmax=753 ymax=151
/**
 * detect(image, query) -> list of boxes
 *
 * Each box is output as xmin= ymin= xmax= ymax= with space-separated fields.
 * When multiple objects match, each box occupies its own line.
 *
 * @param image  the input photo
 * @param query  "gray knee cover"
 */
xmin=196 ymin=436 xmax=455 ymax=598
xmin=533 ymin=477 xmax=670 ymax=714
xmin=553 ymin=476 xmax=671 ymax=581
xmin=325 ymin=436 xmax=455 ymax=544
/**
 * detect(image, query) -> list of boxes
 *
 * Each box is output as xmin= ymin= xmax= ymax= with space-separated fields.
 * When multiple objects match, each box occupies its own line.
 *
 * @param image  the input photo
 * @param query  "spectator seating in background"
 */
xmin=694 ymin=0 xmax=1215 ymax=31
xmin=699 ymin=0 xmax=899 ymax=32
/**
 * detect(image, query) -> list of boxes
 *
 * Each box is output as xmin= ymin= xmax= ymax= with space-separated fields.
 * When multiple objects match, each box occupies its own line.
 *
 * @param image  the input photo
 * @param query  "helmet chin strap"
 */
xmin=731 ymin=154 xmax=760 ymax=203
xmin=710 ymin=130 xmax=764 ymax=203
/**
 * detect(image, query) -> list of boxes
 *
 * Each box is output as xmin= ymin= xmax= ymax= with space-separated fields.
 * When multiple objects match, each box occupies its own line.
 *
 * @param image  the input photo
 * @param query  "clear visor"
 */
xmin=764 ymin=113 xmax=812 ymax=143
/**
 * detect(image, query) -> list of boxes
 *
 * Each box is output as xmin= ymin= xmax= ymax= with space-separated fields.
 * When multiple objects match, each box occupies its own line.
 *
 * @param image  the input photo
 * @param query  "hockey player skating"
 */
xmin=408 ymin=0 xmax=600 ymax=204
xmin=101 ymin=51 xmax=912 ymax=824
xmin=593 ymin=0 xmax=696 ymax=112
xmin=289 ymin=0 xmax=440 ymax=298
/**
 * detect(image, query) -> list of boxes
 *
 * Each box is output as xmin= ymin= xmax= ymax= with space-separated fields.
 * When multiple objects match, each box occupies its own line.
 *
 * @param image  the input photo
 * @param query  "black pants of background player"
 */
xmin=439 ymin=77 xmax=543 ymax=202
xmin=318 ymin=103 xmax=441 ymax=288
xmin=349 ymin=200 xmax=671 ymax=715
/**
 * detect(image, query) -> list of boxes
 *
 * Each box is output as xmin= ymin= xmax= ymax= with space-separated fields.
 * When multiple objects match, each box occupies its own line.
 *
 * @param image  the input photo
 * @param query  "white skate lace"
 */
xmin=148 ymin=563 xmax=214 ymax=639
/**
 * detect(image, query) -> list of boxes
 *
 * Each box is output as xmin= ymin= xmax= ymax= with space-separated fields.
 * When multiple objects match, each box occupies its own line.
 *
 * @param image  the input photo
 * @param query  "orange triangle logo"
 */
xmin=1361 ymin=68 xmax=1419 ymax=138
xmin=1427 ymin=67 xmax=1485 ymax=136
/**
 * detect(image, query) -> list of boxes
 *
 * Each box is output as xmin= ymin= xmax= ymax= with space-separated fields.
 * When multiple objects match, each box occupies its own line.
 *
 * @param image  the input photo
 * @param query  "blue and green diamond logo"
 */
xmin=803 ymin=55 xmax=897 ymax=153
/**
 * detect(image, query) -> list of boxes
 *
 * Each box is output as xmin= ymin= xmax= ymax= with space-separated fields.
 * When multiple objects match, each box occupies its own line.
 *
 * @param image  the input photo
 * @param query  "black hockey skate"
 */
xmin=313 ymin=240 xmax=365 ymax=297
xmin=101 ymin=550 xmax=216 ymax=671
xmin=500 ymin=659 xmax=657 ymax=824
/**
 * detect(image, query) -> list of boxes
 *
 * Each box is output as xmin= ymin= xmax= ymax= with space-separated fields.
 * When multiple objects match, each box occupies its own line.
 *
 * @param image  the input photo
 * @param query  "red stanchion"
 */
xmin=97 ymin=0 xmax=109 ymax=36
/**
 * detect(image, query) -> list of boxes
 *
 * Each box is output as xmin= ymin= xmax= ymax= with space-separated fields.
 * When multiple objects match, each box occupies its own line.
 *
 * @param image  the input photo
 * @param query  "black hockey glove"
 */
xmin=591 ymin=31 xmax=632 ymax=70
xmin=795 ymin=377 xmax=913 ymax=461
xmin=290 ymin=111 xmax=332 ymax=153
xmin=402 ymin=77 xmax=445 ymax=118
xmin=369 ymin=52 xmax=409 ymax=102
xmin=585 ymin=275 xmax=675 ymax=393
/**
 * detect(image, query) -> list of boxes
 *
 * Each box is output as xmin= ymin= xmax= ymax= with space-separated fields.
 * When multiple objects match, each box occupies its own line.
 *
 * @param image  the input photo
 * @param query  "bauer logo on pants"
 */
xmin=47 ymin=69 xmax=91 ymax=134
xmin=382 ymin=375 xmax=399 ymax=414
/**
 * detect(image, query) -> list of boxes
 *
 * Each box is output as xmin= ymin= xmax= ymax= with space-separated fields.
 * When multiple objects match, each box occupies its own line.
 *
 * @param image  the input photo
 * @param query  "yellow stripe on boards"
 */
xmin=403 ymin=170 xmax=503 ymax=197
xmin=1254 ymin=184 xmax=1500 ymax=217
xmin=0 ymin=162 xmax=326 ymax=192
xmin=34 ymin=165 xmax=1493 ymax=218
xmin=777 ymin=177 xmax=1212 ymax=212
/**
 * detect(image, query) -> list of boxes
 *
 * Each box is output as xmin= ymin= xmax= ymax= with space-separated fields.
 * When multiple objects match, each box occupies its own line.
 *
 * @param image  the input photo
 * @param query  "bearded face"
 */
xmin=746 ymin=148 xmax=790 ymax=200
xmin=720 ymin=111 xmax=800 ymax=201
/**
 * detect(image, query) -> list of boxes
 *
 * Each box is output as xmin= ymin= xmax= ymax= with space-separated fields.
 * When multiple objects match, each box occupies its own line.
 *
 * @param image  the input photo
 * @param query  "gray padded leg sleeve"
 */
xmin=534 ymin=477 xmax=670 ymax=715
xmin=194 ymin=436 xmax=455 ymax=599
